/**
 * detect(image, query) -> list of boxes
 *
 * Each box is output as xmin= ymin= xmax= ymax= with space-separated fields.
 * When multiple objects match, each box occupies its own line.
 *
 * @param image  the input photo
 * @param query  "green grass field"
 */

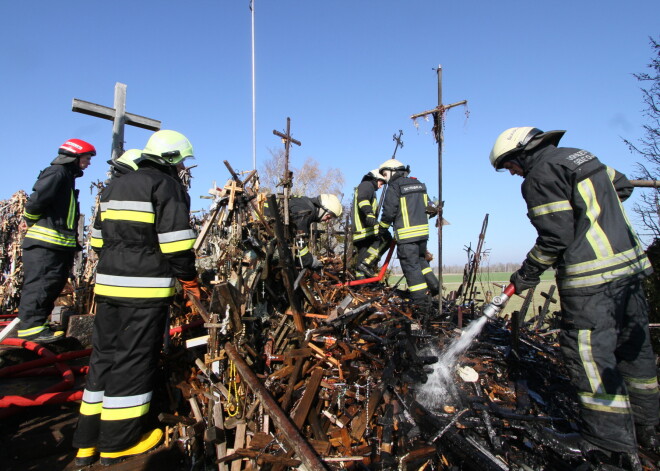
xmin=392 ymin=271 xmax=560 ymax=322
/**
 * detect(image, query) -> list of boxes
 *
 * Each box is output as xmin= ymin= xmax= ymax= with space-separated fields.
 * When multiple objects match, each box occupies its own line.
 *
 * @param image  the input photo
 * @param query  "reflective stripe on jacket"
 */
xmin=23 ymin=164 xmax=80 ymax=250
xmin=521 ymin=146 xmax=652 ymax=295
xmin=93 ymin=165 xmax=197 ymax=306
xmin=351 ymin=180 xmax=379 ymax=242
xmin=380 ymin=175 xmax=429 ymax=244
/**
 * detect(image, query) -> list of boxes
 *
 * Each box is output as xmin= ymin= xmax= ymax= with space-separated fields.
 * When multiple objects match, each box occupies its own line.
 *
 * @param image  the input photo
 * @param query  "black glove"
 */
xmin=509 ymin=260 xmax=543 ymax=295
xmin=365 ymin=215 xmax=378 ymax=227
xmin=378 ymin=225 xmax=390 ymax=237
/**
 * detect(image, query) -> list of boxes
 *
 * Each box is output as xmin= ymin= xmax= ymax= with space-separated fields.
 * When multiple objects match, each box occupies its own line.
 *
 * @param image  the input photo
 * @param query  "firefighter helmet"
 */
xmin=115 ymin=148 xmax=142 ymax=171
xmin=489 ymin=127 xmax=565 ymax=170
xmin=319 ymin=194 xmax=343 ymax=219
xmin=378 ymin=159 xmax=409 ymax=181
xmin=368 ymin=169 xmax=387 ymax=183
xmin=142 ymin=130 xmax=194 ymax=166
xmin=59 ymin=139 xmax=96 ymax=157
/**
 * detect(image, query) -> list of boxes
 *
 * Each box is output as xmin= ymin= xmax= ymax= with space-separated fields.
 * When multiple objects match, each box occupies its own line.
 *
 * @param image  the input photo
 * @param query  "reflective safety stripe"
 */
xmin=379 ymin=221 xmax=390 ymax=229
xmin=24 ymin=211 xmax=40 ymax=221
xmin=561 ymin=257 xmax=651 ymax=289
xmin=578 ymin=392 xmax=631 ymax=414
xmin=400 ymin=198 xmax=409 ymax=227
xmin=90 ymin=228 xmax=103 ymax=248
xmin=606 ymin=166 xmax=616 ymax=181
xmin=17 ymin=325 xmax=47 ymax=337
xmin=95 ymin=273 xmax=175 ymax=298
xmin=578 ymin=330 xmax=605 ymax=394
xmin=422 ymin=267 xmax=432 ymax=275
xmin=25 ymin=225 xmax=76 ymax=247
xmin=564 ymin=246 xmax=648 ymax=276
xmin=299 ymin=246 xmax=309 ymax=256
xmin=101 ymin=209 xmax=155 ymax=223
xmin=577 ymin=179 xmax=613 ymax=258
xmin=528 ymin=245 xmax=557 ymax=266
xmin=358 ymin=200 xmax=371 ymax=208
xmin=623 ymin=376 xmax=660 ymax=395
xmin=409 ymin=282 xmax=428 ymax=292
xmin=80 ymin=389 xmax=104 ymax=415
xmin=67 ymin=190 xmax=76 ymax=229
xmin=364 ymin=247 xmax=380 ymax=264
xmin=101 ymin=200 xmax=155 ymax=224
xmin=158 ymin=229 xmax=196 ymax=253
xmin=396 ymin=225 xmax=429 ymax=240
xmin=91 ymin=228 xmax=103 ymax=239
xmin=528 ymin=200 xmax=572 ymax=218
xmin=101 ymin=392 xmax=152 ymax=421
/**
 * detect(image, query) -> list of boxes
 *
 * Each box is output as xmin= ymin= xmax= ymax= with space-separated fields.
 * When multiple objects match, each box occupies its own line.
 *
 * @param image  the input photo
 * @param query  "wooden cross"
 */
xmin=72 ymin=82 xmax=161 ymax=161
xmin=272 ymin=117 xmax=301 ymax=236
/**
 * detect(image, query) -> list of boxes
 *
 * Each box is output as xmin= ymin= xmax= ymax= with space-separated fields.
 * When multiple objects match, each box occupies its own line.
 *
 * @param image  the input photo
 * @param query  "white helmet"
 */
xmin=489 ymin=127 xmax=565 ymax=170
xmin=318 ymin=194 xmax=343 ymax=219
xmin=368 ymin=169 xmax=387 ymax=183
xmin=378 ymin=159 xmax=409 ymax=181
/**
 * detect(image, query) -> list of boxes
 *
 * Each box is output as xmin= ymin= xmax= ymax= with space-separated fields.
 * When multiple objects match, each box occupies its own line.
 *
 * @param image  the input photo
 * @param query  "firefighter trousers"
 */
xmin=559 ymin=279 xmax=659 ymax=452
xmin=17 ymin=246 xmax=74 ymax=334
xmin=73 ymin=302 xmax=168 ymax=452
xmin=354 ymin=232 xmax=393 ymax=275
xmin=397 ymin=241 xmax=437 ymax=305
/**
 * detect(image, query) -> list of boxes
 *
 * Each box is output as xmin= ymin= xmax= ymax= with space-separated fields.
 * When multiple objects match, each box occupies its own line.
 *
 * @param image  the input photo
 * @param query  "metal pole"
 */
xmin=224 ymin=342 xmax=329 ymax=470
xmin=436 ymin=66 xmax=443 ymax=311
xmin=251 ymin=0 xmax=257 ymax=170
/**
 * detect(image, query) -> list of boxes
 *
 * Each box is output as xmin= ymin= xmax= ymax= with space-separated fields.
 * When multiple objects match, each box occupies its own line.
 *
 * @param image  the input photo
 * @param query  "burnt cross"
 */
xmin=72 ymin=82 xmax=161 ymax=162
xmin=272 ymin=117 xmax=301 ymax=233
xmin=392 ymin=130 xmax=404 ymax=158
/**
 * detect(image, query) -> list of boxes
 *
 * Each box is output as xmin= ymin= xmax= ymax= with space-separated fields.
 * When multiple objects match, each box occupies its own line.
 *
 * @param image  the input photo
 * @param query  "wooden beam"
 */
xmin=72 ymin=98 xmax=161 ymax=131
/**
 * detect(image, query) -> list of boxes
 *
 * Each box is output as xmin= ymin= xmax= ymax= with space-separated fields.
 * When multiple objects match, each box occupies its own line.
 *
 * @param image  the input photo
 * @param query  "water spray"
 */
xmin=483 ymin=283 xmax=515 ymax=319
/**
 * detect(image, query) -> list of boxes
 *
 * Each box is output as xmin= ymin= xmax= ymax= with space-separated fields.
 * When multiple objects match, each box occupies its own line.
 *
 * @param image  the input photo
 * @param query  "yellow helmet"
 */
xmin=319 ymin=194 xmax=343 ymax=219
xmin=489 ymin=127 xmax=565 ymax=170
xmin=115 ymin=148 xmax=142 ymax=170
xmin=143 ymin=130 xmax=194 ymax=166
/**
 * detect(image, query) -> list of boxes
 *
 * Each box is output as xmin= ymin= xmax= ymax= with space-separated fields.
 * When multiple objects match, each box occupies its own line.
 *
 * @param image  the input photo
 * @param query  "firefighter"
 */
xmin=264 ymin=193 xmax=343 ymax=269
xmin=16 ymin=138 xmax=95 ymax=343
xmin=73 ymin=130 xmax=200 ymax=466
xmin=379 ymin=159 xmax=439 ymax=312
xmin=490 ymin=127 xmax=658 ymax=465
xmin=351 ymin=169 xmax=391 ymax=278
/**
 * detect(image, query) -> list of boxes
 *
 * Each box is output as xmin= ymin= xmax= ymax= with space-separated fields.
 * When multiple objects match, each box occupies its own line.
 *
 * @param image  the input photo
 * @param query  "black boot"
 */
xmin=635 ymin=424 xmax=660 ymax=453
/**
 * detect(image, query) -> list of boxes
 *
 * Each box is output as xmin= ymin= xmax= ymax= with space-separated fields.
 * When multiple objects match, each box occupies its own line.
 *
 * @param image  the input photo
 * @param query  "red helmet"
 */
xmin=59 ymin=139 xmax=96 ymax=156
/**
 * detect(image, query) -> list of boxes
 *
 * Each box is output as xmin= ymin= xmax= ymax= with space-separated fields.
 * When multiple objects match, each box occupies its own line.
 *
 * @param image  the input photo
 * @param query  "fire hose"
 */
xmin=483 ymin=283 xmax=516 ymax=319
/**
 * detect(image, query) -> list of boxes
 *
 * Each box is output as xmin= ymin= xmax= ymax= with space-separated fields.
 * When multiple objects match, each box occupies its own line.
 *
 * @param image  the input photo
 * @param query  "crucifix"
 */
xmin=410 ymin=65 xmax=468 ymax=310
xmin=72 ymin=82 xmax=161 ymax=161
xmin=392 ymin=129 xmax=404 ymax=158
xmin=272 ymin=117 xmax=301 ymax=239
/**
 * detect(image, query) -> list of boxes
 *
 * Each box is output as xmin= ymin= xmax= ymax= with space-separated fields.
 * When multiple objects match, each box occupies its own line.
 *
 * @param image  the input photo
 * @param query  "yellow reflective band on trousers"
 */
xmin=25 ymin=225 xmax=76 ymax=248
xmin=578 ymin=392 xmax=631 ymax=414
xmin=18 ymin=325 xmax=47 ymax=337
xmin=578 ymin=330 xmax=605 ymax=394
xmin=577 ymin=179 xmax=613 ymax=259
xmin=79 ymin=389 xmax=104 ymax=415
xmin=528 ymin=199 xmax=572 ymax=218
xmin=100 ymin=392 xmax=152 ymax=421
xmin=409 ymin=282 xmax=427 ymax=292
xmin=623 ymin=376 xmax=660 ymax=395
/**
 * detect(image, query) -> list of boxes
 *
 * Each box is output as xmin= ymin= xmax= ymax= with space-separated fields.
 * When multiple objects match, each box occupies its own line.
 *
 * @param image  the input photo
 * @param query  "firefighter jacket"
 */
xmin=351 ymin=178 xmax=379 ymax=242
xmin=23 ymin=162 xmax=82 ymax=251
xmin=519 ymin=145 xmax=652 ymax=295
xmin=380 ymin=173 xmax=429 ymax=244
xmin=91 ymin=163 xmax=197 ymax=307
xmin=263 ymin=195 xmax=321 ymax=268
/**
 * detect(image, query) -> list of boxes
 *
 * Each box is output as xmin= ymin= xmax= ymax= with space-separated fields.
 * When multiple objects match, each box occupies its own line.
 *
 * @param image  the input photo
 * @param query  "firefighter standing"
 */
xmin=73 ymin=130 xmax=200 ymax=466
xmin=490 ymin=127 xmax=658 ymax=466
xmin=351 ymin=169 xmax=391 ymax=278
xmin=379 ymin=159 xmax=439 ymax=311
xmin=16 ymin=139 xmax=95 ymax=343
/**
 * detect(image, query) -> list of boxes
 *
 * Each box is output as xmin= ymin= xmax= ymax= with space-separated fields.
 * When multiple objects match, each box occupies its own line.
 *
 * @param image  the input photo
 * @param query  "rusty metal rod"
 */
xmin=224 ymin=342 xmax=328 ymax=471
xmin=630 ymin=179 xmax=660 ymax=188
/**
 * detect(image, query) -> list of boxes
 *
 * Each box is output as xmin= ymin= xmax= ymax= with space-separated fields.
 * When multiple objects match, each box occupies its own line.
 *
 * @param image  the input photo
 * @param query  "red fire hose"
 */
xmin=335 ymin=241 xmax=396 ymax=287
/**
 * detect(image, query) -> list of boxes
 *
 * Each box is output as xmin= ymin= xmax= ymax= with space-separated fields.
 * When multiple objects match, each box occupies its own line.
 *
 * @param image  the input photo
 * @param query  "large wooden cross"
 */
xmin=72 ymin=82 xmax=161 ymax=161
xmin=273 ymin=117 xmax=301 ymax=238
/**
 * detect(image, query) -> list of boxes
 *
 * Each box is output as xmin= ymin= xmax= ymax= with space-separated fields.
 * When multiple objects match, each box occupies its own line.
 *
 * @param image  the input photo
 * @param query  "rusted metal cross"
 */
xmin=392 ymin=129 xmax=404 ymax=158
xmin=273 ymin=117 xmax=301 ymax=238
xmin=72 ymin=82 xmax=161 ymax=162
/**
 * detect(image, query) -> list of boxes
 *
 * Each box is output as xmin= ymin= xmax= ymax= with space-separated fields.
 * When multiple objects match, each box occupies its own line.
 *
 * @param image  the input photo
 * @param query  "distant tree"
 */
xmin=259 ymin=148 xmax=344 ymax=197
xmin=623 ymin=36 xmax=660 ymax=240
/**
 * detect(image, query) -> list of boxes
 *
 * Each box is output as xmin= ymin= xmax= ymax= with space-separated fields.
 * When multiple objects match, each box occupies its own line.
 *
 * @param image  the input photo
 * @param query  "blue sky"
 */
xmin=1 ymin=1 xmax=658 ymax=267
